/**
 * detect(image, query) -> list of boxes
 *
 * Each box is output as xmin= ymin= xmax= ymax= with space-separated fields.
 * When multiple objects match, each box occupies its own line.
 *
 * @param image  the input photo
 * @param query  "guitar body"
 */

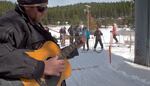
xmin=21 ymin=41 xmax=72 ymax=86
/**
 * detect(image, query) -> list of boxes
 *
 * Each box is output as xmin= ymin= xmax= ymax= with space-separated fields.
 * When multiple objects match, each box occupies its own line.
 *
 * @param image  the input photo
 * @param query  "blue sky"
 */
xmin=10 ymin=0 xmax=130 ymax=7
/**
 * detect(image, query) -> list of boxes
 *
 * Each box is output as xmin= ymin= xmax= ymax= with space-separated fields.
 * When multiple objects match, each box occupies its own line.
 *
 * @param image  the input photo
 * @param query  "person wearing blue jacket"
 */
xmin=82 ymin=26 xmax=90 ymax=51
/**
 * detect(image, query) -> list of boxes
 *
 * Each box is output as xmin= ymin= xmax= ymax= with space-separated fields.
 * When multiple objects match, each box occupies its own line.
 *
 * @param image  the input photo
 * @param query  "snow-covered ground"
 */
xmin=48 ymin=25 xmax=150 ymax=86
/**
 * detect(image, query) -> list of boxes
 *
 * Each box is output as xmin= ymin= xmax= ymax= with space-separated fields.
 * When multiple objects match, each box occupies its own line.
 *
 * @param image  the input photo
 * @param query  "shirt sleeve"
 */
xmin=0 ymin=43 xmax=44 ymax=79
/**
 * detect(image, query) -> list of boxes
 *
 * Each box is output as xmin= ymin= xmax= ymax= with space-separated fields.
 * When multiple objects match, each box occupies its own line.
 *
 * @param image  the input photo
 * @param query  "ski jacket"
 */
xmin=112 ymin=26 xmax=117 ymax=35
xmin=94 ymin=29 xmax=103 ymax=40
xmin=81 ymin=27 xmax=90 ymax=39
xmin=68 ymin=25 xmax=74 ymax=36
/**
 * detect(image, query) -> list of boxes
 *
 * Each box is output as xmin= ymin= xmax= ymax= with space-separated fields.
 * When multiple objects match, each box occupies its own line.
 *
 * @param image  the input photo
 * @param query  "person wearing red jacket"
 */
xmin=111 ymin=23 xmax=119 ymax=43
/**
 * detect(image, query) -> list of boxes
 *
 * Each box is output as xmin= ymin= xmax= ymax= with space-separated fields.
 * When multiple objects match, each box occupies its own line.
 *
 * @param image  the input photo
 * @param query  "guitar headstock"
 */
xmin=74 ymin=36 xmax=86 ymax=48
xmin=59 ymin=36 xmax=85 ymax=59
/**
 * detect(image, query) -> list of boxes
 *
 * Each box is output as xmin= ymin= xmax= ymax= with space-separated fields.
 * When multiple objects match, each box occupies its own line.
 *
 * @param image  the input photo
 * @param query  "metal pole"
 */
xmin=85 ymin=5 xmax=91 ymax=31
xmin=87 ymin=9 xmax=90 ymax=30
xmin=134 ymin=0 xmax=150 ymax=66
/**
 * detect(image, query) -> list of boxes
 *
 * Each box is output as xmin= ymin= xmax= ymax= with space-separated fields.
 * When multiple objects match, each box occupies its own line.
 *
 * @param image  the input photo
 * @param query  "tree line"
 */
xmin=0 ymin=1 xmax=15 ymax=16
xmin=0 ymin=1 xmax=134 ymax=28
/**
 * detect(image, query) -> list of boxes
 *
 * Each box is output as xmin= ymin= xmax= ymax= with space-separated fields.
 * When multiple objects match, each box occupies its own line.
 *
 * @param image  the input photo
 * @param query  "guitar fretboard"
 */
xmin=59 ymin=40 xmax=81 ymax=59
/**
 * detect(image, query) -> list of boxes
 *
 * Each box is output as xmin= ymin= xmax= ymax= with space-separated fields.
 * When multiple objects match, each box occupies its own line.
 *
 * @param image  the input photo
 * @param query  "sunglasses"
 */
xmin=36 ymin=6 xmax=48 ymax=12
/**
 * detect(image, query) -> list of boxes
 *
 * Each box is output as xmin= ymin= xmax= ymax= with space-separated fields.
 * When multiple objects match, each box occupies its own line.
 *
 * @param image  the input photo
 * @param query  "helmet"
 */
xmin=17 ymin=0 xmax=48 ymax=5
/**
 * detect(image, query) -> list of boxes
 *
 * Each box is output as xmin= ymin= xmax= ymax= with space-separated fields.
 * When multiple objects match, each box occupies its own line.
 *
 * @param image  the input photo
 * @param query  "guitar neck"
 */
xmin=59 ymin=40 xmax=80 ymax=59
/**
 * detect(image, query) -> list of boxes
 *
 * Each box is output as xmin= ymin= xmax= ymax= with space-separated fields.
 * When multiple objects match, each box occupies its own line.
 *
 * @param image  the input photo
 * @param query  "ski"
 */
xmin=94 ymin=50 xmax=103 ymax=53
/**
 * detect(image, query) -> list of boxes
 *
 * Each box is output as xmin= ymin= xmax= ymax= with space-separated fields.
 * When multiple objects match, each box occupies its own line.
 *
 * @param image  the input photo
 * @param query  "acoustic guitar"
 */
xmin=21 ymin=39 xmax=82 ymax=86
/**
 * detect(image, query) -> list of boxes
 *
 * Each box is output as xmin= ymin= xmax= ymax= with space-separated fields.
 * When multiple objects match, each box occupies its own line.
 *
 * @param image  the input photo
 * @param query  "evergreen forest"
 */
xmin=0 ymin=1 xmax=134 ymax=29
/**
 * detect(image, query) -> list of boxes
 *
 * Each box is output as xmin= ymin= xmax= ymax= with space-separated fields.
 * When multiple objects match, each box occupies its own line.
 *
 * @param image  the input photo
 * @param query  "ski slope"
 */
xmin=48 ymin=25 xmax=150 ymax=86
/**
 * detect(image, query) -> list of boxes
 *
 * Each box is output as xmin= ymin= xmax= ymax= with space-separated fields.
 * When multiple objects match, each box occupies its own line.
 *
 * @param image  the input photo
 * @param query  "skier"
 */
xmin=93 ymin=27 xmax=104 ymax=51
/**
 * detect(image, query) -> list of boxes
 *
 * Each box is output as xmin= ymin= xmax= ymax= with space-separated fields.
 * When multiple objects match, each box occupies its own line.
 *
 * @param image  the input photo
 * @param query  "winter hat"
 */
xmin=17 ymin=0 xmax=48 ymax=6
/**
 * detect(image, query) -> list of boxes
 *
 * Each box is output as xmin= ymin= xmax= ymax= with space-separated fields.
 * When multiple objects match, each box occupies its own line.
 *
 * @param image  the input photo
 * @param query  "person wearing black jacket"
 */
xmin=0 ymin=0 xmax=84 ymax=86
xmin=68 ymin=25 xmax=75 ymax=44
xmin=93 ymin=28 xmax=104 ymax=51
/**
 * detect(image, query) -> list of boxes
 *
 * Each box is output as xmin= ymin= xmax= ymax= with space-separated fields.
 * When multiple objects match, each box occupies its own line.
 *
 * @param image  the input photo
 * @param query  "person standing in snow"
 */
xmin=93 ymin=27 xmax=104 ymax=51
xmin=82 ymin=26 xmax=90 ymax=51
xmin=68 ymin=25 xmax=75 ymax=44
xmin=111 ymin=23 xmax=119 ymax=43
xmin=59 ymin=26 xmax=66 ymax=46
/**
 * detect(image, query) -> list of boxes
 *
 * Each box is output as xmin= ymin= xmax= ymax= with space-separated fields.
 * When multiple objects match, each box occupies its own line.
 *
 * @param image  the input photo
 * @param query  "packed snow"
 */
xmin=48 ymin=25 xmax=150 ymax=86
